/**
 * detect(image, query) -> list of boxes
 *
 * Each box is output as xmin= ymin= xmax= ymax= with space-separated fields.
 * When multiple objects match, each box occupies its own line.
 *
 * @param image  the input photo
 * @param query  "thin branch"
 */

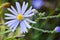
xmin=32 ymin=27 xmax=54 ymax=33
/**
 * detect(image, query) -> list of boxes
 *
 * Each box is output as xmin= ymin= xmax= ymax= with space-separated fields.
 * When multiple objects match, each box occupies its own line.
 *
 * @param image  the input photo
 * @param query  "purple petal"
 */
xmin=12 ymin=20 xmax=19 ymax=32
xmin=7 ymin=20 xmax=17 ymax=27
xmin=24 ymin=6 xmax=32 ymax=15
xmin=22 ymin=2 xmax=28 ymax=14
xmin=23 ymin=20 xmax=31 ymax=28
xmin=20 ymin=21 xmax=28 ymax=33
xmin=24 ymin=13 xmax=34 ymax=17
xmin=11 ymin=6 xmax=18 ymax=15
xmin=5 ymin=20 xmax=16 ymax=24
xmin=7 ymin=8 xmax=16 ymax=15
xmin=5 ymin=13 xmax=15 ymax=17
xmin=26 ymin=19 xmax=36 ymax=23
xmin=5 ymin=16 xmax=16 ymax=19
xmin=16 ymin=2 xmax=21 ymax=13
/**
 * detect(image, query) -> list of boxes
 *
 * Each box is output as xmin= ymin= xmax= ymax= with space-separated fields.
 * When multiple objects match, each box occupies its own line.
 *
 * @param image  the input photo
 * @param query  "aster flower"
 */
xmin=5 ymin=2 xmax=36 ymax=33
xmin=32 ymin=0 xmax=44 ymax=9
xmin=54 ymin=26 xmax=60 ymax=32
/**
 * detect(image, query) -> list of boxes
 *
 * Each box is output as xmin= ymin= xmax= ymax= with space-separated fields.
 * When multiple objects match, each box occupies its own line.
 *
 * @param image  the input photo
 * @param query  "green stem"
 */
xmin=0 ymin=30 xmax=11 ymax=36
xmin=41 ymin=15 xmax=58 ymax=19
xmin=37 ymin=14 xmax=60 ymax=20
xmin=32 ymin=27 xmax=54 ymax=33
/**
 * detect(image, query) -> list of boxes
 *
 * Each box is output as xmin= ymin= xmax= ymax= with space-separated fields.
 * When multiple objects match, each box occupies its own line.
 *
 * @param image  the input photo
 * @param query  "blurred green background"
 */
xmin=0 ymin=0 xmax=60 ymax=40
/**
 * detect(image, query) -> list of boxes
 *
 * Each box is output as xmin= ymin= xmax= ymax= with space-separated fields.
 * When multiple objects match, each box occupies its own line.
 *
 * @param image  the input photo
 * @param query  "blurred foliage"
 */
xmin=0 ymin=0 xmax=60 ymax=40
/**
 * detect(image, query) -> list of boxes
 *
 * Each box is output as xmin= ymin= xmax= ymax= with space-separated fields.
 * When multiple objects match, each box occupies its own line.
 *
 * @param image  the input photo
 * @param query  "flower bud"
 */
xmin=3 ymin=2 xmax=11 ymax=8
xmin=0 ymin=2 xmax=11 ymax=8
xmin=54 ymin=26 xmax=60 ymax=32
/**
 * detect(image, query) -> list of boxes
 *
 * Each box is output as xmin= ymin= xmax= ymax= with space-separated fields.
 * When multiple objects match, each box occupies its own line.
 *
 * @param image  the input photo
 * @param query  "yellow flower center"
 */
xmin=17 ymin=14 xmax=24 ymax=20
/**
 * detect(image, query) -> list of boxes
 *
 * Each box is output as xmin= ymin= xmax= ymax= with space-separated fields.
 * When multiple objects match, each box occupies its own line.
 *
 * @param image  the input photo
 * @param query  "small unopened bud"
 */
xmin=54 ymin=26 xmax=60 ymax=32
xmin=3 ymin=2 xmax=11 ymax=8
xmin=32 ymin=9 xmax=38 ymax=14
xmin=0 ymin=2 xmax=11 ymax=8
xmin=39 ymin=12 xmax=45 ymax=16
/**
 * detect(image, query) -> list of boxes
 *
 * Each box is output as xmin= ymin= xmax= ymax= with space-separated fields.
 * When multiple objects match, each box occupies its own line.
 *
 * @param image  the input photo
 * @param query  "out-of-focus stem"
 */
xmin=32 ymin=27 xmax=55 ymax=33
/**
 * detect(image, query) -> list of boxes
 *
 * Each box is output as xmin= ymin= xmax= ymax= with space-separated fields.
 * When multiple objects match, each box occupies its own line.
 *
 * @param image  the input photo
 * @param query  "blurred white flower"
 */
xmin=5 ymin=2 xmax=36 ymax=33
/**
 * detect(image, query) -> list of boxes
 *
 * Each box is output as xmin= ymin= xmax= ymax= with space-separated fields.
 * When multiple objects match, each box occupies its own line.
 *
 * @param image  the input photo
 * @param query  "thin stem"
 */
xmin=0 ymin=30 xmax=11 ymax=35
xmin=37 ymin=14 xmax=60 ymax=20
xmin=32 ymin=27 xmax=53 ymax=33
xmin=40 ymin=15 xmax=58 ymax=19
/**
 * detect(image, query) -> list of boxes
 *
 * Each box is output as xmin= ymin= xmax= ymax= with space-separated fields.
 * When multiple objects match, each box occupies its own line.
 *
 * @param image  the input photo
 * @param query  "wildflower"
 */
xmin=5 ymin=2 xmax=36 ymax=33
xmin=32 ymin=0 xmax=44 ymax=9
xmin=54 ymin=26 xmax=60 ymax=32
